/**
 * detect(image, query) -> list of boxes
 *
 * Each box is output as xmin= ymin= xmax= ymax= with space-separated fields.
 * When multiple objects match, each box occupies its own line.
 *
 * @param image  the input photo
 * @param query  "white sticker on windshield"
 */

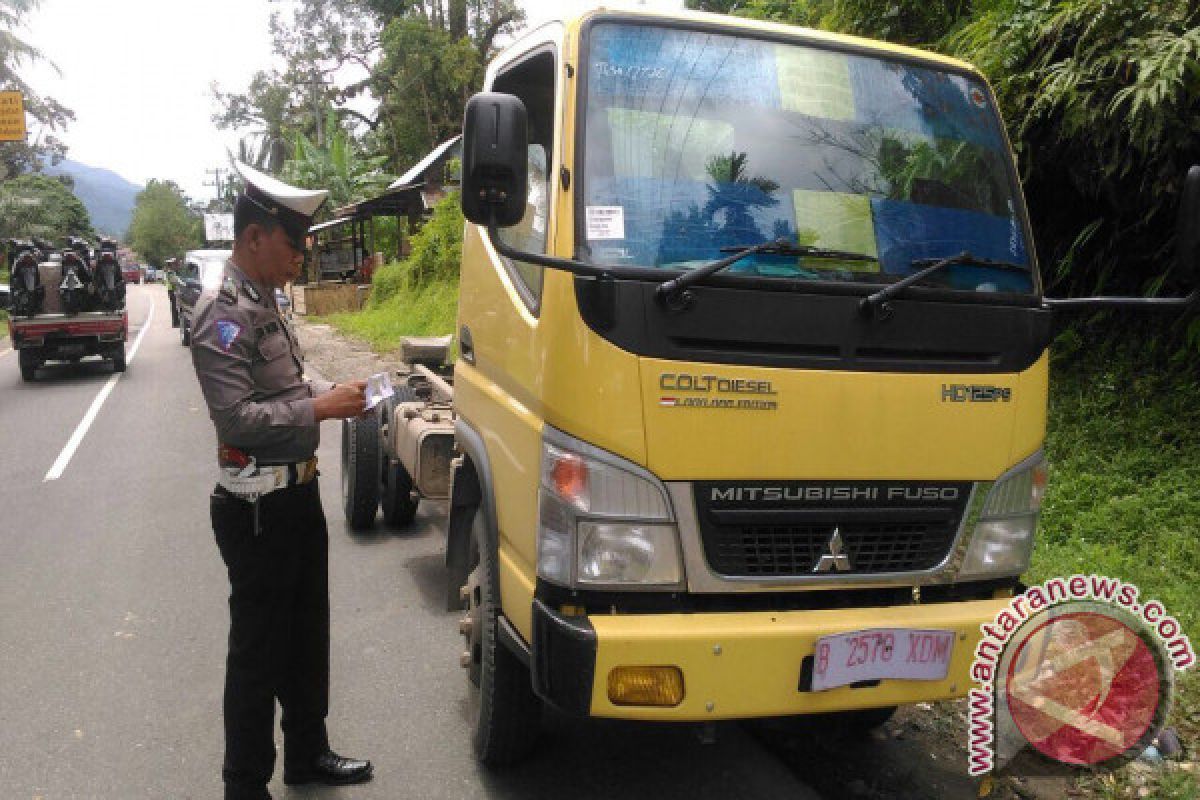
xmin=586 ymin=206 xmax=625 ymax=240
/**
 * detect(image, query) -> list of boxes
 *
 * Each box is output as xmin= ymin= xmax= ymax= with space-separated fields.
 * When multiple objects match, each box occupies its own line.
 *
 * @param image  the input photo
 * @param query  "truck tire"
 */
xmin=18 ymin=349 xmax=39 ymax=382
xmin=341 ymin=414 xmax=381 ymax=530
xmin=379 ymin=384 xmax=419 ymax=528
xmin=380 ymin=457 xmax=418 ymax=527
xmin=111 ymin=346 xmax=127 ymax=373
xmin=180 ymin=316 xmax=191 ymax=347
xmin=168 ymin=294 xmax=179 ymax=327
xmin=463 ymin=507 xmax=542 ymax=766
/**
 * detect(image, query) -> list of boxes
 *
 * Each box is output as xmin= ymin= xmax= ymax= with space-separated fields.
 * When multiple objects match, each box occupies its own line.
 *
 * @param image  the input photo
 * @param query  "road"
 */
xmin=0 ymin=284 xmax=830 ymax=800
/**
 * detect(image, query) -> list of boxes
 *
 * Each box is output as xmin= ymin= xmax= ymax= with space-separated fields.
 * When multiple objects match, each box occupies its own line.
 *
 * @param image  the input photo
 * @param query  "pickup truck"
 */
xmin=7 ymin=241 xmax=128 ymax=381
xmin=10 ymin=310 xmax=127 ymax=381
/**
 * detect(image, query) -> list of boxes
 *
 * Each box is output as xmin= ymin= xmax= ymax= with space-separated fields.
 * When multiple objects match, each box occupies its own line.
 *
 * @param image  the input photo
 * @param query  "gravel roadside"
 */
xmin=296 ymin=317 xmax=410 ymax=383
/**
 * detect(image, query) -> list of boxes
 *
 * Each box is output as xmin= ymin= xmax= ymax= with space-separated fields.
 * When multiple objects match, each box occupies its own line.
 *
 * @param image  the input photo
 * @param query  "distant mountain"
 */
xmin=43 ymin=158 xmax=142 ymax=238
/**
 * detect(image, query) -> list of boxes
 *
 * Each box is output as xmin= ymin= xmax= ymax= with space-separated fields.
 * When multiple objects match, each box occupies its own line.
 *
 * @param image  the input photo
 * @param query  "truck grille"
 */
xmin=694 ymin=482 xmax=973 ymax=578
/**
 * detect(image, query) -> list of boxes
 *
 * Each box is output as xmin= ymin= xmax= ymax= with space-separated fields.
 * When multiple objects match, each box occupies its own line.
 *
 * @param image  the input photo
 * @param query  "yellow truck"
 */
xmin=340 ymin=8 xmax=1198 ymax=766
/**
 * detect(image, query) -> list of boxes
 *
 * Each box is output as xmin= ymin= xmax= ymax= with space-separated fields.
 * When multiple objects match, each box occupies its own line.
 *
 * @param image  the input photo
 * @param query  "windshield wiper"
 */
xmin=860 ymin=251 xmax=1029 ymax=319
xmin=657 ymin=239 xmax=877 ymax=309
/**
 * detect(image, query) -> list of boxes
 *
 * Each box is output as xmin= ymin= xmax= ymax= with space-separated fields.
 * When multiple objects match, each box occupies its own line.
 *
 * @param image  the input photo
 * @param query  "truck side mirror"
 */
xmin=1176 ymin=165 xmax=1200 ymax=284
xmin=1044 ymin=166 xmax=1200 ymax=311
xmin=461 ymin=92 xmax=528 ymax=228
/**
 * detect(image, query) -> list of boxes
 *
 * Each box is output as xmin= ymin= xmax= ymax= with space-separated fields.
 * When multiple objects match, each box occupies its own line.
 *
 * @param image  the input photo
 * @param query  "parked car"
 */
xmin=174 ymin=249 xmax=231 ymax=346
xmin=120 ymin=263 xmax=142 ymax=284
xmin=0 ymin=282 xmax=10 ymax=311
xmin=143 ymin=265 xmax=159 ymax=282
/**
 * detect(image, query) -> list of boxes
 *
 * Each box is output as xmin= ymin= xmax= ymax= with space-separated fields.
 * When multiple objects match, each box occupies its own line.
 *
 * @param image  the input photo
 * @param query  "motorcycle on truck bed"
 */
xmin=6 ymin=237 xmax=128 ymax=382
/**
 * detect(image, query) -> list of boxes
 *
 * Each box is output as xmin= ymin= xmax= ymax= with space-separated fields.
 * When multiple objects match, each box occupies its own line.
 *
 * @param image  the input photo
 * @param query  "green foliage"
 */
xmin=0 ymin=0 xmax=75 ymax=177
xmin=281 ymin=111 xmax=393 ymax=208
xmin=0 ymin=172 xmax=94 ymax=242
xmin=213 ymin=71 xmax=297 ymax=173
xmin=324 ymin=273 xmax=459 ymax=349
xmin=946 ymin=0 xmax=1200 ymax=299
xmin=369 ymin=17 xmax=487 ymax=171
xmin=1032 ymin=338 xmax=1200 ymax=631
xmin=128 ymin=180 xmax=203 ymax=267
xmin=213 ymin=0 xmax=521 ymax=182
xmin=327 ymin=190 xmax=463 ymax=350
xmin=401 ymin=191 xmax=464 ymax=286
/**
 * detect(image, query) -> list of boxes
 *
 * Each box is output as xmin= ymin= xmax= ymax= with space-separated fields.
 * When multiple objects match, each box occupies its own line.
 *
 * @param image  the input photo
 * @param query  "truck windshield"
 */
xmin=581 ymin=23 xmax=1034 ymax=294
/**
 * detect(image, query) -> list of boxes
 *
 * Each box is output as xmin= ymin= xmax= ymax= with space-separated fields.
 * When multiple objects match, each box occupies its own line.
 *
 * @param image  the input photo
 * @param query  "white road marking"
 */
xmin=43 ymin=301 xmax=155 ymax=482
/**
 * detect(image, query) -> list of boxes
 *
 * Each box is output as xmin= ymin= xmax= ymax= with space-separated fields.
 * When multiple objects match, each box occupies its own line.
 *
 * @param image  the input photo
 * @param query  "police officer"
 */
xmin=190 ymin=162 xmax=373 ymax=800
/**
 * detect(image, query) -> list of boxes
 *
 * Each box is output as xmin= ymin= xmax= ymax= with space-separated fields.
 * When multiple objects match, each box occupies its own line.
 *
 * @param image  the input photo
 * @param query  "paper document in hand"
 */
xmin=364 ymin=372 xmax=395 ymax=411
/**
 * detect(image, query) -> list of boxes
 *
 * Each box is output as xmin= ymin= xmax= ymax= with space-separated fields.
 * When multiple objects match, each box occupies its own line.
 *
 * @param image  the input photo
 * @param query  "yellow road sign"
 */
xmin=0 ymin=91 xmax=26 ymax=141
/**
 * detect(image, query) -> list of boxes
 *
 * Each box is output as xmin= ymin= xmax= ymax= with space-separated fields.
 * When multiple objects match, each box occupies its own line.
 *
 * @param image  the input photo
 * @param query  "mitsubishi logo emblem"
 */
xmin=814 ymin=528 xmax=852 ymax=573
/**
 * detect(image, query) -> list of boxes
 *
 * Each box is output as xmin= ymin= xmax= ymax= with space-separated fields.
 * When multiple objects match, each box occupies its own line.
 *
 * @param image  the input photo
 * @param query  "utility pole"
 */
xmin=310 ymin=71 xmax=324 ymax=147
xmin=205 ymin=167 xmax=229 ymax=209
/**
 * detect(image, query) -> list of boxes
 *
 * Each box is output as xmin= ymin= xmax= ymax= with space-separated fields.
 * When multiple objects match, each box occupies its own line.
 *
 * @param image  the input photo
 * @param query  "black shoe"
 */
xmin=225 ymin=787 xmax=271 ymax=800
xmin=283 ymin=749 xmax=374 ymax=786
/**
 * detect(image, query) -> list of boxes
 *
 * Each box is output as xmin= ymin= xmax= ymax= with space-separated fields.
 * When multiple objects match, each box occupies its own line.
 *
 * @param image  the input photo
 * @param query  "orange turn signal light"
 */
xmin=607 ymin=666 xmax=685 ymax=707
xmin=550 ymin=452 xmax=588 ymax=505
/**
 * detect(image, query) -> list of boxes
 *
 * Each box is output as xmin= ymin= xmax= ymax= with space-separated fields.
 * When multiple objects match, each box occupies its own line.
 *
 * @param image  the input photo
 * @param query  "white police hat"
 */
xmin=233 ymin=161 xmax=329 ymax=248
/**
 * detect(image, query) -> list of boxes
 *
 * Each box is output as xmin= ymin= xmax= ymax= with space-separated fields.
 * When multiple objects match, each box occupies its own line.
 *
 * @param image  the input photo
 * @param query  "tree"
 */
xmin=212 ymin=71 xmax=298 ymax=172
xmin=128 ymin=180 xmax=203 ymax=267
xmin=947 ymin=0 xmax=1200 ymax=298
xmin=211 ymin=0 xmax=523 ymax=179
xmin=0 ymin=172 xmax=94 ymax=242
xmin=0 ymin=0 xmax=75 ymax=178
xmin=280 ymin=111 xmax=393 ymax=208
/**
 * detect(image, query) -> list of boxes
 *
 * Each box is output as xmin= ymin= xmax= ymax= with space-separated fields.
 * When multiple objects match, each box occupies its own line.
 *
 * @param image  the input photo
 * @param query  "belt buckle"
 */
xmin=297 ymin=457 xmax=317 ymax=484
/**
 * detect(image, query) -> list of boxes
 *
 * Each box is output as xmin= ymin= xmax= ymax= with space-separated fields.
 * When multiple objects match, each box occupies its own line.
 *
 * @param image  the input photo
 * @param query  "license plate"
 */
xmin=810 ymin=628 xmax=955 ymax=691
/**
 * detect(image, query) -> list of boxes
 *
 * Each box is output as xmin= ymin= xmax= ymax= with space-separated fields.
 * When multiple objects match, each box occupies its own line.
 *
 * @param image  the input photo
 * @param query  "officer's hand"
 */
xmin=314 ymin=381 xmax=367 ymax=421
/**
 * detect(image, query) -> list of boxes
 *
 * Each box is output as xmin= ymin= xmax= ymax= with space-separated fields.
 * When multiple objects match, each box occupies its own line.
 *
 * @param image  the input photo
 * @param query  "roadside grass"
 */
xmin=1033 ymin=346 xmax=1200 ymax=630
xmin=320 ymin=273 xmax=458 ymax=351
xmin=1034 ymin=337 xmax=1200 ymax=783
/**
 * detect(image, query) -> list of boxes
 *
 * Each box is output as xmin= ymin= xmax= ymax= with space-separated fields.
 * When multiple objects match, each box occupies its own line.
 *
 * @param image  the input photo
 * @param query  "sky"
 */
xmin=20 ymin=0 xmax=683 ymax=204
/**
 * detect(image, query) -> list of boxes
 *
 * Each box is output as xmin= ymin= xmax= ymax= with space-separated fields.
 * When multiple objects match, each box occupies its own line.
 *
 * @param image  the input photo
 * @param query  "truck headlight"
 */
xmin=537 ymin=427 xmax=682 ymax=589
xmin=959 ymin=452 xmax=1047 ymax=580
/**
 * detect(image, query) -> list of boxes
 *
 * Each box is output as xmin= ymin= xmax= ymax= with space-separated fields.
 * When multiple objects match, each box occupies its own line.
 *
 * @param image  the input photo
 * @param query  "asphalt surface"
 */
xmin=0 ymin=284 xmax=824 ymax=800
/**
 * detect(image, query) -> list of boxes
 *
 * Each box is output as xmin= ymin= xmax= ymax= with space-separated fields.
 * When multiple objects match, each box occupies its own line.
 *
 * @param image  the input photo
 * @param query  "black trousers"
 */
xmin=211 ymin=479 xmax=331 ymax=795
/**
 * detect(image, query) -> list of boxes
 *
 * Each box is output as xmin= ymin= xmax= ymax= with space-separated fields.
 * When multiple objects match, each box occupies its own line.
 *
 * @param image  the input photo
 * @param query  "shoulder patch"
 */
xmin=242 ymin=281 xmax=262 ymax=304
xmin=219 ymin=276 xmax=238 ymax=304
xmin=216 ymin=319 xmax=243 ymax=351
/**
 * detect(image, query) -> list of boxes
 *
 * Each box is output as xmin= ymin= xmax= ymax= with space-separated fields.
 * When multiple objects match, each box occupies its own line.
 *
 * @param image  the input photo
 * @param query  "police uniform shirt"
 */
xmin=191 ymin=260 xmax=334 ymax=463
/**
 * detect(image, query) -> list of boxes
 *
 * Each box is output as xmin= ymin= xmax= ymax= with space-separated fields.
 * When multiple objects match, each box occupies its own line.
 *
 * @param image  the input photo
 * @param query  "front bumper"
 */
xmin=530 ymin=595 xmax=1008 ymax=720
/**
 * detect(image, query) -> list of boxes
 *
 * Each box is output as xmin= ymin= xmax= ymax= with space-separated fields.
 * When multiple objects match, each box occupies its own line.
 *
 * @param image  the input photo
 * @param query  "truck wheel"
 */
xmin=341 ymin=414 xmax=381 ymax=530
xmin=18 ymin=350 xmax=39 ymax=382
xmin=111 ymin=347 xmax=127 ymax=373
xmin=169 ymin=295 xmax=179 ymax=327
xmin=180 ymin=316 xmax=191 ymax=347
xmin=379 ymin=384 xmax=419 ymax=528
xmin=463 ymin=508 xmax=542 ymax=766
xmin=380 ymin=458 xmax=418 ymax=527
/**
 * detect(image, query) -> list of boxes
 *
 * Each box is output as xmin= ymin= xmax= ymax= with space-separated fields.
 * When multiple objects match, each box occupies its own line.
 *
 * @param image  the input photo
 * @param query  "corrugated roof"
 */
xmin=387 ymin=135 xmax=462 ymax=190
xmin=308 ymin=216 xmax=355 ymax=234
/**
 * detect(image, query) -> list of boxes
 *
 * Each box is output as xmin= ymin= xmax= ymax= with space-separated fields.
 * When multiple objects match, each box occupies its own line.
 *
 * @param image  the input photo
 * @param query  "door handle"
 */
xmin=459 ymin=325 xmax=475 ymax=364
